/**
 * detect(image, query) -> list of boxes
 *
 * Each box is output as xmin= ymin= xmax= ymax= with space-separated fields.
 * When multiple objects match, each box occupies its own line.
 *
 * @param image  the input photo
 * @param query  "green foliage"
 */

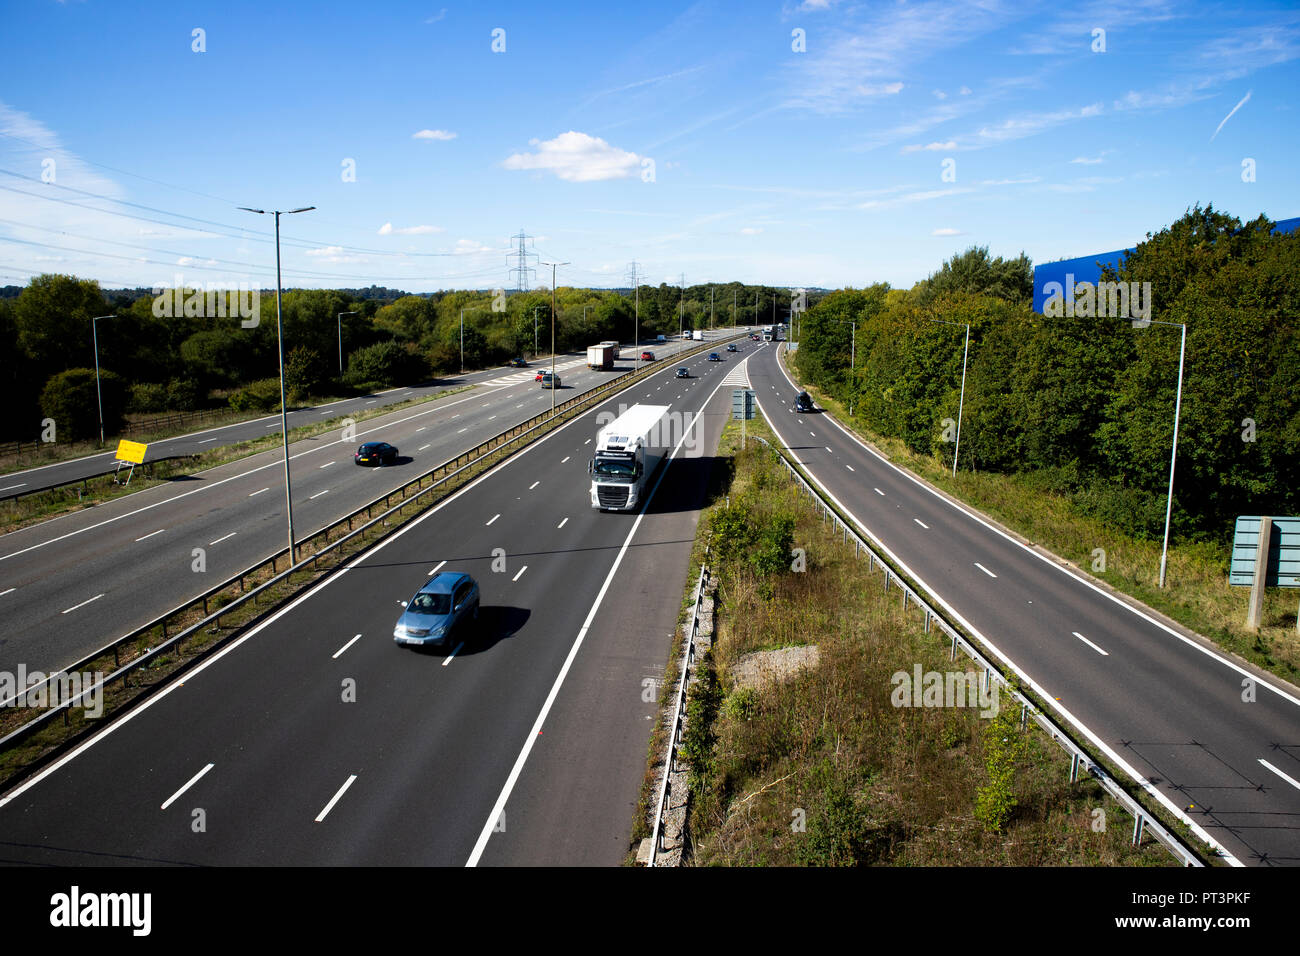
xmin=128 ymin=382 xmax=169 ymax=413
xmin=283 ymin=345 xmax=327 ymax=400
xmin=40 ymin=367 xmax=126 ymax=441
xmin=227 ymin=378 xmax=282 ymax=412
xmin=913 ymin=245 xmax=1033 ymax=307
xmin=682 ymin=651 xmax=722 ymax=796
xmin=794 ymin=759 xmax=874 ymax=866
xmin=975 ymin=701 xmax=1029 ymax=833
xmin=344 ymin=340 xmax=429 ymax=388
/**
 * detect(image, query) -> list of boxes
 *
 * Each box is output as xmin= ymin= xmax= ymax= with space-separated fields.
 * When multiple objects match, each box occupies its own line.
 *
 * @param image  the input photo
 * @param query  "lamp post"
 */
xmin=541 ymin=261 xmax=568 ymax=416
xmin=239 ymin=204 xmax=315 ymax=567
xmin=930 ymin=318 xmax=971 ymax=478
xmin=91 ymin=314 xmax=115 ymax=445
xmin=1138 ymin=318 xmax=1187 ymax=589
xmin=337 ymin=311 xmax=357 ymax=375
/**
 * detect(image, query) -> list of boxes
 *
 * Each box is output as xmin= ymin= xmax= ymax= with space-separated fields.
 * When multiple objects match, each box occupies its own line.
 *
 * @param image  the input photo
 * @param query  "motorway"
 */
xmin=0 ymin=337 xmax=746 ymax=865
xmin=747 ymin=342 xmax=1300 ymax=867
xmin=0 ymin=334 xmax=740 ymax=677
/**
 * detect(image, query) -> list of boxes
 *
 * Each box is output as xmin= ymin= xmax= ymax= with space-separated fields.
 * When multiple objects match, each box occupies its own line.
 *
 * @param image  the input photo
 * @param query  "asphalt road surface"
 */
xmin=0 ymin=339 xmax=745 ymax=865
xmin=0 ymin=333 xmax=743 ymax=676
xmin=749 ymin=341 xmax=1300 ymax=867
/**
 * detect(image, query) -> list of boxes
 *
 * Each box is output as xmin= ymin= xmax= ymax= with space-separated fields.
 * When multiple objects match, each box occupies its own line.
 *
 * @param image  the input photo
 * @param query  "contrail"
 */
xmin=1211 ymin=90 xmax=1251 ymax=141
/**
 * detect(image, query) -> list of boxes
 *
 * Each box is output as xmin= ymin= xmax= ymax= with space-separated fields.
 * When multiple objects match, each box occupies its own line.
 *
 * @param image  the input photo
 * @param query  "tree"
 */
xmin=14 ymin=274 xmax=109 ymax=377
xmin=40 ymin=367 xmax=126 ymax=442
xmin=913 ymin=246 xmax=1032 ymax=307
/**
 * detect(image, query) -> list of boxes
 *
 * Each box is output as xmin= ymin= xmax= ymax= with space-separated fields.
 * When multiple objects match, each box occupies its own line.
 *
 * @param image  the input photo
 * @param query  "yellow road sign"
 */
xmin=115 ymin=439 xmax=147 ymax=465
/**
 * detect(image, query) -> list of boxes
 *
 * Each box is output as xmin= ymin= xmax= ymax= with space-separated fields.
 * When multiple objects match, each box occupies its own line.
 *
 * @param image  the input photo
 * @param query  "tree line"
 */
xmin=0 ymin=277 xmax=794 ymax=443
xmin=792 ymin=205 xmax=1299 ymax=542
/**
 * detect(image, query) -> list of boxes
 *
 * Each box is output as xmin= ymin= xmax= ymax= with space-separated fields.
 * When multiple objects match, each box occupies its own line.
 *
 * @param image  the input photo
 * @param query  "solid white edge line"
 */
xmin=465 ymin=369 xmax=734 ymax=867
xmin=333 ymin=634 xmax=362 ymax=659
xmin=1072 ymin=631 xmax=1110 ymax=656
xmin=0 ymin=357 xmax=697 ymax=813
xmin=160 ymin=763 xmax=214 ymax=810
xmin=771 ymin=345 xmax=1300 ymax=711
xmin=1259 ymin=759 xmax=1300 ymax=792
xmin=315 ymin=774 xmax=358 ymax=822
xmin=753 ymin=357 xmax=1244 ymax=867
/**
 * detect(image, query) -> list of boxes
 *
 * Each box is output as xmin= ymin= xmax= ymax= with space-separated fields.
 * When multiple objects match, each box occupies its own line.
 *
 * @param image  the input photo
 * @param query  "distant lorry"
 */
xmin=586 ymin=343 xmax=616 ymax=370
xmin=656 ymin=334 xmax=666 ymax=343
xmin=599 ymin=340 xmax=621 ymax=359
xmin=763 ymin=326 xmax=774 ymax=341
xmin=588 ymin=404 xmax=671 ymax=511
xmin=691 ymin=329 xmax=704 ymax=341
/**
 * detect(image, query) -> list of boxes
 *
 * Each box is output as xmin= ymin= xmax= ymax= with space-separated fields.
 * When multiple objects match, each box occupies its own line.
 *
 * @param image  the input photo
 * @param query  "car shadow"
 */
xmin=458 ymin=605 xmax=531 ymax=656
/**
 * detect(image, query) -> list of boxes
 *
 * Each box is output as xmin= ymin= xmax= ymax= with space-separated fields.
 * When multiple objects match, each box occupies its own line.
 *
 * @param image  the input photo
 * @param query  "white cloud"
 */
xmin=305 ymin=246 xmax=366 ymax=263
xmin=932 ymin=228 xmax=964 ymax=236
xmin=423 ymin=8 xmax=446 ymax=24
xmin=932 ymin=89 xmax=948 ymax=99
xmin=901 ymin=140 xmax=957 ymax=153
xmin=959 ymin=86 xmax=972 ymax=95
xmin=859 ymin=188 xmax=972 ymax=210
xmin=856 ymin=82 xmax=904 ymax=96
xmin=502 ymin=131 xmax=644 ymax=182
xmin=413 ymin=129 xmax=457 ymax=140
xmin=378 ymin=222 xmax=443 ymax=235
xmin=1070 ymin=155 xmax=1105 ymax=164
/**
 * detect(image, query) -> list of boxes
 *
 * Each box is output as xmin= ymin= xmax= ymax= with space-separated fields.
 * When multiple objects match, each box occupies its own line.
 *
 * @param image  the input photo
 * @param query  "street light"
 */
xmin=336 ymin=311 xmax=357 ymax=375
xmin=929 ymin=318 xmax=971 ymax=478
xmin=239 ymin=204 xmax=315 ymax=567
xmin=91 ymin=314 xmax=115 ymax=445
xmin=1138 ymin=318 xmax=1187 ymax=589
xmin=541 ymin=260 xmax=569 ymax=416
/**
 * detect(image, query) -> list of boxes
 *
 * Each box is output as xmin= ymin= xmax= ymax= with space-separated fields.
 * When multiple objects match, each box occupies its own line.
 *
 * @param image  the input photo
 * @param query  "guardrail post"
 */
xmin=950 ymin=634 xmax=957 ymax=661
xmin=1132 ymin=813 xmax=1145 ymax=846
xmin=1070 ymin=752 xmax=1080 ymax=783
xmin=1020 ymin=703 xmax=1028 ymax=730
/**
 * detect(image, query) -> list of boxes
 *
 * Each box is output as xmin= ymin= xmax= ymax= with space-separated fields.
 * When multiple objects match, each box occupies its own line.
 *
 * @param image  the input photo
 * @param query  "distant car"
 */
xmin=394 ymin=572 xmax=479 ymax=649
xmin=535 ymin=370 xmax=545 ymax=381
xmin=656 ymin=334 xmax=667 ymax=343
xmin=355 ymin=441 xmax=398 ymax=466
xmin=726 ymin=343 xmax=738 ymax=352
xmin=641 ymin=351 xmax=655 ymax=361
xmin=508 ymin=357 xmax=527 ymax=368
xmin=708 ymin=352 xmax=721 ymax=361
xmin=541 ymin=371 xmax=561 ymax=389
xmin=675 ymin=367 xmax=690 ymax=378
xmin=794 ymin=391 xmax=815 ymax=413
xmin=750 ymin=334 xmax=761 ymax=341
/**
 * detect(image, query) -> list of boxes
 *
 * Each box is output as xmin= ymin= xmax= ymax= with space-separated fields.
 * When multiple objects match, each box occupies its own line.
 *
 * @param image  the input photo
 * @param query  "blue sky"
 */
xmin=1 ymin=0 xmax=1296 ymax=293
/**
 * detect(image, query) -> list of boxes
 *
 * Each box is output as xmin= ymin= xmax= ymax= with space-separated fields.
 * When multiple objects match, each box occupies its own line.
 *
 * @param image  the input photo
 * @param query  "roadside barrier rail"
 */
xmin=749 ymin=435 xmax=1206 ymax=868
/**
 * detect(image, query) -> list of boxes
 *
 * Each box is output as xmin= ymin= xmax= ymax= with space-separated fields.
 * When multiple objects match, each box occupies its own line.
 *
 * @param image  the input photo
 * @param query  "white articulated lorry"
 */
xmin=588 ymin=404 xmax=671 ymax=511
xmin=586 ymin=343 xmax=616 ymax=370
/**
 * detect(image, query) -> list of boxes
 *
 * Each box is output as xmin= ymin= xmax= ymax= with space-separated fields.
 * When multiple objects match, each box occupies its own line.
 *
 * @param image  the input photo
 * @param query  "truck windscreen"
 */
xmin=592 ymin=453 xmax=636 ymax=478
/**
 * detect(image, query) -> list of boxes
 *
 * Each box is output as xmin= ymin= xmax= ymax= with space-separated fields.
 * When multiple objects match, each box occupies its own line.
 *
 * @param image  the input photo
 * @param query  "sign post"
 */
xmin=1229 ymin=516 xmax=1300 ymax=632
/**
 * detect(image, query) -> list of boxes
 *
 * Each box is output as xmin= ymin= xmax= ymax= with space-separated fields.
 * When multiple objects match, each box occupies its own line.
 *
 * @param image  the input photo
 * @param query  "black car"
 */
xmin=676 ymin=367 xmax=690 ymax=378
xmin=507 ymin=357 xmax=527 ymax=368
xmin=794 ymin=392 xmax=815 ymax=413
xmin=708 ymin=352 xmax=722 ymax=361
xmin=355 ymin=441 xmax=398 ymax=465
xmin=726 ymin=343 xmax=738 ymax=352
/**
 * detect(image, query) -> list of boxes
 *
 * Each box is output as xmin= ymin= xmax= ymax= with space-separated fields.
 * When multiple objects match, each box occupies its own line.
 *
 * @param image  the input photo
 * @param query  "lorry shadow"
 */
xmin=644 ymin=453 xmax=721 ymax=515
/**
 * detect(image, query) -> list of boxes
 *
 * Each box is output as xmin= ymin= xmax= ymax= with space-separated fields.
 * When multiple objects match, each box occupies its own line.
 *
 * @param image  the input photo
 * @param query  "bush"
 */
xmin=228 ymin=378 xmax=282 ymax=412
xmin=166 ymin=377 xmax=204 ymax=411
xmin=344 ymin=340 xmax=429 ymax=388
xmin=40 ymin=367 xmax=126 ymax=441
xmin=975 ymin=700 xmax=1030 ymax=833
xmin=128 ymin=382 xmax=169 ymax=413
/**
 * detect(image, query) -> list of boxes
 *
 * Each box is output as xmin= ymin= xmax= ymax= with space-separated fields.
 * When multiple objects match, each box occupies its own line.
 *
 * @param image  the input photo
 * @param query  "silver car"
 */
xmin=393 ymin=572 xmax=480 ymax=649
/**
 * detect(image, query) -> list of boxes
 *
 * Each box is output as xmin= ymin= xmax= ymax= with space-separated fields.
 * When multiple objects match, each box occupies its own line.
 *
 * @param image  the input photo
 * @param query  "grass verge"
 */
xmin=653 ymin=413 xmax=1175 ymax=866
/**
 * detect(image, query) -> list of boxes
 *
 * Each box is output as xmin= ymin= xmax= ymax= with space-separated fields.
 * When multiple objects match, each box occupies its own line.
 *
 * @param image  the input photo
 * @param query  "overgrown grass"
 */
xmin=780 ymin=349 xmax=1300 ymax=685
xmin=679 ymin=415 xmax=1173 ymax=866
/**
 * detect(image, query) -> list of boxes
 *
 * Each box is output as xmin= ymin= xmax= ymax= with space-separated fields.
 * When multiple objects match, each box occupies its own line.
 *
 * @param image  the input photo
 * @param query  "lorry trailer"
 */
xmin=588 ymin=404 xmax=671 ymax=511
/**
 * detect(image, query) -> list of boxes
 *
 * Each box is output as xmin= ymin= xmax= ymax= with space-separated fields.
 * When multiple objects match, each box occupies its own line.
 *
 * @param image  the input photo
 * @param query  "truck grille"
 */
xmin=597 ymin=484 xmax=630 ymax=509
